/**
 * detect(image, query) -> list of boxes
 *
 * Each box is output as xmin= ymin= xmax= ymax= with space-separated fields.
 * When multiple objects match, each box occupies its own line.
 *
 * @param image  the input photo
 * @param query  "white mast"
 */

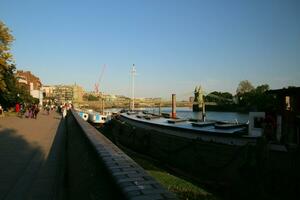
xmin=131 ymin=64 xmax=136 ymax=110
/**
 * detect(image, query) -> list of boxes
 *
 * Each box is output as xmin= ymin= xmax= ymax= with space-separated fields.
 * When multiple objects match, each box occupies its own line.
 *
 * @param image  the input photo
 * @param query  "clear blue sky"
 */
xmin=1 ymin=0 xmax=299 ymax=99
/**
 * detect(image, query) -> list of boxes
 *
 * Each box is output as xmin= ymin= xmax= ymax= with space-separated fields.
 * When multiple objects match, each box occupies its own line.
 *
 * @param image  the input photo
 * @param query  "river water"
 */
xmin=108 ymin=107 xmax=249 ymax=123
xmin=145 ymin=107 xmax=249 ymax=123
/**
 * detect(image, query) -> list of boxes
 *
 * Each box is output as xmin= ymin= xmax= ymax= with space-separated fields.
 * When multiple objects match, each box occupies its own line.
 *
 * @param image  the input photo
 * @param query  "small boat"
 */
xmin=76 ymin=110 xmax=89 ymax=121
xmin=88 ymin=111 xmax=109 ymax=124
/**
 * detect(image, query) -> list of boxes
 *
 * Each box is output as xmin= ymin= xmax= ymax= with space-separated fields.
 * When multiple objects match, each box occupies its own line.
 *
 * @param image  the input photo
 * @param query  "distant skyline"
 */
xmin=1 ymin=0 xmax=299 ymax=100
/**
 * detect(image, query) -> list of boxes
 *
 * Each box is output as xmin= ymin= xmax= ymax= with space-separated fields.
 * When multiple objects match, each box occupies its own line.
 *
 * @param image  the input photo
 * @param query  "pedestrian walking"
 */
xmin=0 ymin=104 xmax=3 ymax=117
xmin=25 ymin=107 xmax=30 ymax=118
xmin=46 ymin=105 xmax=50 ymax=115
xmin=34 ymin=104 xmax=40 ymax=119
xmin=30 ymin=105 xmax=34 ymax=118
xmin=62 ymin=104 xmax=67 ymax=118
xmin=18 ymin=104 xmax=25 ymax=118
xmin=15 ymin=103 xmax=20 ymax=113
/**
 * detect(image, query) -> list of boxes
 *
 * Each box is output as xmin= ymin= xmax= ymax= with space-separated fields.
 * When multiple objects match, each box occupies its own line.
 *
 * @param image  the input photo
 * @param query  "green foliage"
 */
xmin=83 ymin=94 xmax=100 ymax=101
xmin=205 ymin=82 xmax=278 ymax=112
xmin=0 ymin=21 xmax=37 ymax=109
xmin=205 ymin=91 xmax=233 ymax=105
xmin=0 ymin=21 xmax=18 ymax=108
xmin=255 ymin=84 xmax=269 ymax=93
xmin=237 ymin=83 xmax=276 ymax=111
xmin=0 ymin=21 xmax=15 ymax=92
xmin=32 ymin=97 xmax=39 ymax=104
xmin=129 ymin=155 xmax=219 ymax=200
xmin=101 ymin=124 xmax=220 ymax=199
xmin=0 ymin=79 xmax=36 ymax=108
xmin=236 ymin=80 xmax=254 ymax=95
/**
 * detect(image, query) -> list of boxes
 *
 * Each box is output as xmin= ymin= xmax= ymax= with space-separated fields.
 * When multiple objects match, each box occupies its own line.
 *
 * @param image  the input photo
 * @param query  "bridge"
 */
xmin=0 ymin=111 xmax=176 ymax=200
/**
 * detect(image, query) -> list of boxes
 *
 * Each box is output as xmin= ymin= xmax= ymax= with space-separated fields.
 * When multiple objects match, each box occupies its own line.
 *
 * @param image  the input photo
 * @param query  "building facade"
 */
xmin=15 ymin=70 xmax=43 ymax=105
xmin=42 ymin=84 xmax=84 ymax=104
xmin=41 ymin=85 xmax=56 ymax=98
xmin=267 ymin=87 xmax=300 ymax=145
xmin=72 ymin=84 xmax=84 ymax=102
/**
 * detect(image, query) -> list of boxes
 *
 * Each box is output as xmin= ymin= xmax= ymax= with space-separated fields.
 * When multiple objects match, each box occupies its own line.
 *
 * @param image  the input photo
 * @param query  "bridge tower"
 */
xmin=193 ymin=86 xmax=204 ymax=112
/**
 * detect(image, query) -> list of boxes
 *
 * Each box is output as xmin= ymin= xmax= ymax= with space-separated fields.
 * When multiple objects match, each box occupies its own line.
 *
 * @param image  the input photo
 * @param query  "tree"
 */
xmin=236 ymin=83 xmax=276 ymax=111
xmin=0 ymin=21 xmax=17 ymax=108
xmin=0 ymin=21 xmax=14 ymax=92
xmin=253 ymin=84 xmax=275 ymax=111
xmin=0 ymin=21 xmax=38 ymax=108
xmin=236 ymin=80 xmax=254 ymax=95
xmin=255 ymin=84 xmax=269 ymax=94
xmin=205 ymin=91 xmax=233 ymax=105
xmin=83 ymin=94 xmax=100 ymax=101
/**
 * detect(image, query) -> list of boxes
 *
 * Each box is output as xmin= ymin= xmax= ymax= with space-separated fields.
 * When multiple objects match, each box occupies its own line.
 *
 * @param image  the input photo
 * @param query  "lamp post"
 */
xmin=131 ymin=64 xmax=137 ymax=111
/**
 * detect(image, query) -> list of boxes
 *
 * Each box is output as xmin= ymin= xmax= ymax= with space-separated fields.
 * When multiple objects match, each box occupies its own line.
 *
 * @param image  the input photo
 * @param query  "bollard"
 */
xmin=171 ymin=94 xmax=176 ymax=118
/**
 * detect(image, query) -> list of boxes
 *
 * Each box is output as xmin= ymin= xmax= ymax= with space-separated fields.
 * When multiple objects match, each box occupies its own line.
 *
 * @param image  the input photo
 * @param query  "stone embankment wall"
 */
xmin=65 ymin=110 xmax=176 ymax=200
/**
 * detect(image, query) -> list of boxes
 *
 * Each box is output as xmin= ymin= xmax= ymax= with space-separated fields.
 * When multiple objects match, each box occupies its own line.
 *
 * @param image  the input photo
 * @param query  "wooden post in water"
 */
xmin=171 ymin=94 xmax=176 ymax=119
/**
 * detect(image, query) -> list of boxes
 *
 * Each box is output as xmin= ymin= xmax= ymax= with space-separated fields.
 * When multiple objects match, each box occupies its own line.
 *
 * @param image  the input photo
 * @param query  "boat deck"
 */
xmin=120 ymin=113 xmax=288 ymax=150
xmin=122 ymin=113 xmax=248 ymax=135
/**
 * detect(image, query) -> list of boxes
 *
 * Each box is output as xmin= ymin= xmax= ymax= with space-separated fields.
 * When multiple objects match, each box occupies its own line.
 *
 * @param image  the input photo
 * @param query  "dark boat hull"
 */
xmin=108 ymin=114 xmax=299 ymax=199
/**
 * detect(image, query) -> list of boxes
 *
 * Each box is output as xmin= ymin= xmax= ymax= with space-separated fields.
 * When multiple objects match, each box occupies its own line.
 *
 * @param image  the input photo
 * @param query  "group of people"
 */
xmin=14 ymin=102 xmax=73 ymax=119
xmin=58 ymin=103 xmax=73 ymax=118
xmin=16 ymin=103 xmax=40 ymax=119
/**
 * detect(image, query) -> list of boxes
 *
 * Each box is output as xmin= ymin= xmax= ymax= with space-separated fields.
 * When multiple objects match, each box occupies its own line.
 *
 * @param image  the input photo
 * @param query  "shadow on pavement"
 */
xmin=0 ymin=128 xmax=44 ymax=199
xmin=0 ymin=118 xmax=67 ymax=200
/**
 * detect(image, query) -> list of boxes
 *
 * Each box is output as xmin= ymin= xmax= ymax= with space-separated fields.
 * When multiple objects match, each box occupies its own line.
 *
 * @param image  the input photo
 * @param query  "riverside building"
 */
xmin=15 ymin=70 xmax=43 ymax=105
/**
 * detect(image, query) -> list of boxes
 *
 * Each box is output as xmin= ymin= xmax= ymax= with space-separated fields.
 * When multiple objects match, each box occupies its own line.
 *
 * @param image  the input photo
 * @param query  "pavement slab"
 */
xmin=0 ymin=111 xmax=64 ymax=200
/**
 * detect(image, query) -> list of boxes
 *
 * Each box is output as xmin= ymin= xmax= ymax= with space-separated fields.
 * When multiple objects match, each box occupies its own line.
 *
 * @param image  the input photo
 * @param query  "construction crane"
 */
xmin=94 ymin=64 xmax=106 ymax=94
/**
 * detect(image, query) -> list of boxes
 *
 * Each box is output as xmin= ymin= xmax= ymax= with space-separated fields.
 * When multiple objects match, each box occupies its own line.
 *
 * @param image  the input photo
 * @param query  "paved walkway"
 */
xmin=0 ymin=111 xmax=65 ymax=200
